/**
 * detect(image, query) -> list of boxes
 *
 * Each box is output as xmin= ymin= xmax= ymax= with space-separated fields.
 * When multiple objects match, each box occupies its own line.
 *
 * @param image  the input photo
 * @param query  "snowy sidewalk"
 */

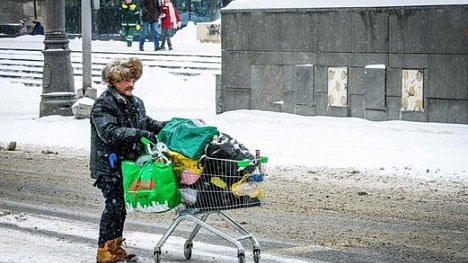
xmin=0 ymin=209 xmax=313 ymax=263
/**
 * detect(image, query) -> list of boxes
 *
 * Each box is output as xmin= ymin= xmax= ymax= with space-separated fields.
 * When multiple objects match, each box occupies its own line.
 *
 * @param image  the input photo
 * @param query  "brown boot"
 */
xmin=96 ymin=238 xmax=126 ymax=263
xmin=114 ymin=237 xmax=138 ymax=262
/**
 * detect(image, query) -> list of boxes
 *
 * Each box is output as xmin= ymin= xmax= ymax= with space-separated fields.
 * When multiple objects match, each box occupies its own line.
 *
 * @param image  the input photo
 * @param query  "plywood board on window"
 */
xmin=327 ymin=67 xmax=348 ymax=107
xmin=401 ymin=69 xmax=424 ymax=112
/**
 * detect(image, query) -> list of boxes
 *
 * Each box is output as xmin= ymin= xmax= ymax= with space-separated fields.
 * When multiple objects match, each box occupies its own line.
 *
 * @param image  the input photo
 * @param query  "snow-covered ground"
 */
xmin=0 ymin=21 xmax=467 ymax=262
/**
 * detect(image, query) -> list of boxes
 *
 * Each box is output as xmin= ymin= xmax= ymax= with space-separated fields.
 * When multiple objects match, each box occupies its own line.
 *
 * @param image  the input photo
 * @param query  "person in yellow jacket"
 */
xmin=120 ymin=0 xmax=141 ymax=47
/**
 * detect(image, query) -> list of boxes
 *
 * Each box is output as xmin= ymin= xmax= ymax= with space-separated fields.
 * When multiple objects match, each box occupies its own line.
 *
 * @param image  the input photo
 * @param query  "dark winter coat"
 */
xmin=30 ymin=21 xmax=44 ymax=35
xmin=140 ymin=0 xmax=161 ymax=23
xmin=89 ymin=86 xmax=166 ymax=179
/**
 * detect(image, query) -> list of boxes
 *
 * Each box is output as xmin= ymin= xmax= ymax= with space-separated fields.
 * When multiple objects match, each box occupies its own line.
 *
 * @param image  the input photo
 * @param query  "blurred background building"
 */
xmin=0 ymin=0 xmax=230 ymax=38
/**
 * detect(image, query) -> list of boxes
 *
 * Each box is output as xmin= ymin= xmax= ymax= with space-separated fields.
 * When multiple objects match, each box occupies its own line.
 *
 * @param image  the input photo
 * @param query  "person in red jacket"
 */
xmin=159 ymin=0 xmax=181 ymax=50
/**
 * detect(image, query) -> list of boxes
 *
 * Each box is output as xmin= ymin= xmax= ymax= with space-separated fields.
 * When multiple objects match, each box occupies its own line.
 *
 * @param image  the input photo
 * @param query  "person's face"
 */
xmin=113 ymin=79 xmax=135 ymax=96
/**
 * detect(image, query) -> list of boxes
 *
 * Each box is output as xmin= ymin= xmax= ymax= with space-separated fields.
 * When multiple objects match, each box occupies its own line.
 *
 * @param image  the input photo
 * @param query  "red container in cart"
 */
xmin=153 ymin=151 xmax=268 ymax=263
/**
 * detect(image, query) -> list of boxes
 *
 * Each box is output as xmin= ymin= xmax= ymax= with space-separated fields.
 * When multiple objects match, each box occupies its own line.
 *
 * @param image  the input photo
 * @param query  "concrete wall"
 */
xmin=219 ymin=5 xmax=468 ymax=124
xmin=0 ymin=0 xmax=46 ymax=25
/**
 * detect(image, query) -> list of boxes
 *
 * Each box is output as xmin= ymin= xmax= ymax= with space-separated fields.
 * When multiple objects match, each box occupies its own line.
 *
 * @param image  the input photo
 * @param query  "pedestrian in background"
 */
xmin=90 ymin=57 xmax=168 ymax=263
xmin=120 ymin=0 xmax=140 ymax=47
xmin=30 ymin=20 xmax=44 ymax=35
xmin=159 ymin=0 xmax=181 ymax=51
xmin=18 ymin=20 xmax=27 ymax=35
xmin=139 ymin=0 xmax=161 ymax=51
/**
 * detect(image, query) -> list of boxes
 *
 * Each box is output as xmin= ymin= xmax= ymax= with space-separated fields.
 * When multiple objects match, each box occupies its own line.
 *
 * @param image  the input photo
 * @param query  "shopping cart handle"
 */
xmin=141 ymin=136 xmax=155 ymax=146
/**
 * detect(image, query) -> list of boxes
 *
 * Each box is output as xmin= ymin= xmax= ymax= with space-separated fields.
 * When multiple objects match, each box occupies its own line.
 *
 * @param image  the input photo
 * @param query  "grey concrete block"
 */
xmin=399 ymin=98 xmax=429 ymax=122
xmin=281 ymin=12 xmax=317 ymax=51
xmin=389 ymin=7 xmax=466 ymax=54
xmin=427 ymin=54 xmax=468 ymax=99
xmin=222 ymin=51 xmax=251 ymax=88
xmin=317 ymin=52 xmax=353 ymax=67
xmin=389 ymin=54 xmax=429 ymax=69
xmin=283 ymin=51 xmax=317 ymax=65
xmin=294 ymin=103 xmax=316 ymax=116
xmin=215 ymin=74 xmax=222 ymax=114
xmin=386 ymin=68 xmax=402 ymax=97
xmin=222 ymin=12 xmax=250 ymax=50
xmin=363 ymin=68 xmax=386 ymax=110
xmin=249 ymin=51 xmax=283 ymax=65
xmin=314 ymin=65 xmax=328 ymax=93
xmin=348 ymin=94 xmax=364 ymax=118
xmin=348 ymin=67 xmax=365 ymax=95
xmin=294 ymin=65 xmax=315 ymax=105
xmin=326 ymin=105 xmax=350 ymax=117
xmin=351 ymin=11 xmax=389 ymax=53
xmin=314 ymin=92 xmax=329 ymax=116
xmin=427 ymin=99 xmax=468 ymax=124
xmin=251 ymin=64 xmax=284 ymax=111
xmin=72 ymin=97 xmax=93 ymax=119
xmin=221 ymin=5 xmax=467 ymax=124
xmin=385 ymin=96 xmax=402 ymax=120
xmin=219 ymin=87 xmax=251 ymax=112
xmin=250 ymin=12 xmax=281 ymax=51
xmin=317 ymin=11 xmax=353 ymax=52
xmin=351 ymin=53 xmax=388 ymax=68
xmin=364 ymin=109 xmax=388 ymax=121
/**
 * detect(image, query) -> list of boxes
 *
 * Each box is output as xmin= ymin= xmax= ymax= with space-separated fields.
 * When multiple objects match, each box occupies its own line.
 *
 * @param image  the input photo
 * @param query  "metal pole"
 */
xmin=82 ymin=0 xmax=92 ymax=94
xmin=210 ymin=0 xmax=216 ymax=21
xmin=39 ymin=0 xmax=76 ymax=117
xmin=33 ymin=0 xmax=37 ymax=19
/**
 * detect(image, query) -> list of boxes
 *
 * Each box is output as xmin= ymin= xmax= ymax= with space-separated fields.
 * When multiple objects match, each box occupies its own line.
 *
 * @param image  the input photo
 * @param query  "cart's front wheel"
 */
xmin=253 ymin=248 xmax=261 ymax=263
xmin=238 ymin=252 xmax=245 ymax=263
xmin=184 ymin=242 xmax=193 ymax=260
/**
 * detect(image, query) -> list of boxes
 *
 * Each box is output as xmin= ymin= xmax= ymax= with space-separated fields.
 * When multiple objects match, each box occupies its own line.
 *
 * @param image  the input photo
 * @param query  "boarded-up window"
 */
xmin=328 ymin=67 xmax=348 ymax=107
xmin=401 ymin=69 xmax=424 ymax=112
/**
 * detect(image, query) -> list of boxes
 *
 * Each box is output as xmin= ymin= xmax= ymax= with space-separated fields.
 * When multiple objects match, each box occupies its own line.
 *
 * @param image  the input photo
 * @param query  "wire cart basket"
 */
xmin=153 ymin=151 xmax=268 ymax=263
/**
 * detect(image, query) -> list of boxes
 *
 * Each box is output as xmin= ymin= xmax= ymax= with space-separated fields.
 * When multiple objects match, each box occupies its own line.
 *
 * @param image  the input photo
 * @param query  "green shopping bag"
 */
xmin=121 ymin=138 xmax=181 ymax=213
xmin=157 ymin=117 xmax=219 ymax=159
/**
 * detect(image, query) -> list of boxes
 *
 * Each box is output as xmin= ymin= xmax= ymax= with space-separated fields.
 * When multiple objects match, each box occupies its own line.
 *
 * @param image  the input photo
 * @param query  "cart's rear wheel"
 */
xmin=253 ymin=248 xmax=261 ymax=263
xmin=154 ymin=251 xmax=161 ymax=263
xmin=238 ymin=252 xmax=245 ymax=263
xmin=184 ymin=242 xmax=193 ymax=260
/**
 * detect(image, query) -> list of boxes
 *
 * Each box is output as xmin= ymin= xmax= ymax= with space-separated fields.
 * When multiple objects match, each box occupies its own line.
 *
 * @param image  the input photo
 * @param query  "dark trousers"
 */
xmin=95 ymin=175 xmax=127 ymax=247
xmin=159 ymin=28 xmax=174 ymax=49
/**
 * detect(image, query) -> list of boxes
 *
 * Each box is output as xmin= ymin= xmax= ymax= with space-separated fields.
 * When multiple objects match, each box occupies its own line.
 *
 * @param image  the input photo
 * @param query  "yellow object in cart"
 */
xmin=210 ymin=176 xmax=227 ymax=189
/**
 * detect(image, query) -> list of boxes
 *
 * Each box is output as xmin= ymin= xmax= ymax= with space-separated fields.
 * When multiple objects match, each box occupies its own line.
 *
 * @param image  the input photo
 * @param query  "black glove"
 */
xmin=138 ymin=130 xmax=158 ymax=145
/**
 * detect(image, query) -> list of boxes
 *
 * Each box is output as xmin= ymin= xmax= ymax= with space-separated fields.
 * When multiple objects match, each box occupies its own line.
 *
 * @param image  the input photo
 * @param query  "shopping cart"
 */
xmin=153 ymin=151 xmax=268 ymax=263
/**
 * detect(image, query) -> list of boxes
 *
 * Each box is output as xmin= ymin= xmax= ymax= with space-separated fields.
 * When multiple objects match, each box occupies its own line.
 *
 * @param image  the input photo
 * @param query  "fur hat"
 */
xmin=101 ymin=57 xmax=143 ymax=84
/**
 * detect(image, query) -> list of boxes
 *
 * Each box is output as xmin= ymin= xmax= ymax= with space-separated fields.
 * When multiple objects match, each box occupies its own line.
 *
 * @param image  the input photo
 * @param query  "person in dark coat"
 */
xmin=30 ymin=20 xmax=44 ymax=35
xmin=90 ymin=57 xmax=167 ymax=263
xmin=139 ymin=0 xmax=161 ymax=51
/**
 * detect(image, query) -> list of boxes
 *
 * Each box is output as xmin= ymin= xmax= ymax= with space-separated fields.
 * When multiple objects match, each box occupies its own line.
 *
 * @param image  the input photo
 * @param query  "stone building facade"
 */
xmin=218 ymin=2 xmax=467 ymax=124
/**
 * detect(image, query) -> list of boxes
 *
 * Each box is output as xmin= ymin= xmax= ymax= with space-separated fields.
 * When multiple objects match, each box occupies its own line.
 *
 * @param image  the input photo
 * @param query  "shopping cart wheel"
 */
xmin=253 ymin=248 xmax=261 ymax=263
xmin=238 ymin=252 xmax=245 ymax=263
xmin=154 ymin=251 xmax=161 ymax=263
xmin=184 ymin=242 xmax=193 ymax=260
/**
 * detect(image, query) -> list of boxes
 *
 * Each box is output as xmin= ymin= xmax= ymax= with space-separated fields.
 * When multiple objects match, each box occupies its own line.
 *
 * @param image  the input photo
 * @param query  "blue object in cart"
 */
xmin=249 ymin=173 xmax=264 ymax=182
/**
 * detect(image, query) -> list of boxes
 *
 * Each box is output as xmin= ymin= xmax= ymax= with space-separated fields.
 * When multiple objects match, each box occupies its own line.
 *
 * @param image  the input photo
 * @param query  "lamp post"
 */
xmin=39 ymin=0 xmax=76 ymax=117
